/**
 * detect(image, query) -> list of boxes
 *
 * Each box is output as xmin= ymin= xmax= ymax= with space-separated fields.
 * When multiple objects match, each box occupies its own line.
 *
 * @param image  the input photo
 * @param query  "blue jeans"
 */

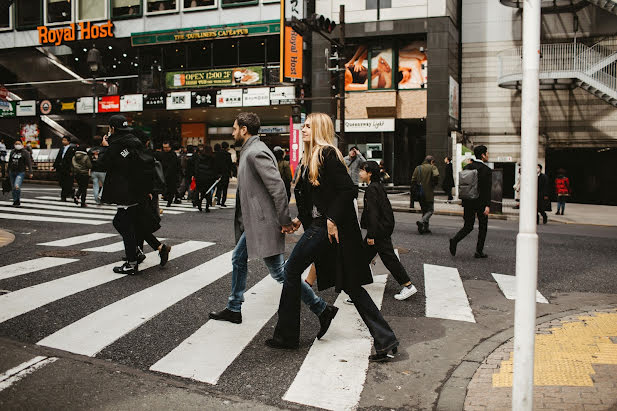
xmin=556 ymin=195 xmax=567 ymax=214
xmin=91 ymin=171 xmax=106 ymax=203
xmin=9 ymin=171 xmax=25 ymax=203
xmin=227 ymin=232 xmax=326 ymax=316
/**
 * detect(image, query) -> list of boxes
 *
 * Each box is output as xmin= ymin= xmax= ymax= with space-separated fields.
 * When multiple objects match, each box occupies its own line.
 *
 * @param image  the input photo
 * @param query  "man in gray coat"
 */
xmin=344 ymin=146 xmax=366 ymax=185
xmin=209 ymin=113 xmax=336 ymax=334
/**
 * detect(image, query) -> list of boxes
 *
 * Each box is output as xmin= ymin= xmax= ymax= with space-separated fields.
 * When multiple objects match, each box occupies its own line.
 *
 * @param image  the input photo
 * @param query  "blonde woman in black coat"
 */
xmin=266 ymin=113 xmax=399 ymax=362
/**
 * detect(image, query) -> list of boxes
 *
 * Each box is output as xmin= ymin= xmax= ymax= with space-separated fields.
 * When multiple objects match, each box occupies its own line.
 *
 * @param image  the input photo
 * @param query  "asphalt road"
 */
xmin=1 ymin=184 xmax=616 ymax=410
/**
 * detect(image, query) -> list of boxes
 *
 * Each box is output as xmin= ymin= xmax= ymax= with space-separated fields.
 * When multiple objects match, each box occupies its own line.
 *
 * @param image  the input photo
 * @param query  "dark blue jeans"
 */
xmin=273 ymin=220 xmax=398 ymax=354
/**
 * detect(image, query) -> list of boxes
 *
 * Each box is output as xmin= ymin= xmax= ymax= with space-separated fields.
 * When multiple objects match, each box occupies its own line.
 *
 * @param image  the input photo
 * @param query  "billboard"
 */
xmin=98 ymin=96 xmax=120 ymax=113
xmin=20 ymin=123 xmax=40 ymax=148
xmin=166 ymin=92 xmax=191 ymax=110
xmin=120 ymin=94 xmax=144 ymax=112
xmin=284 ymin=27 xmax=303 ymax=80
xmin=166 ymin=66 xmax=262 ymax=89
xmin=216 ymin=89 xmax=243 ymax=108
xmin=76 ymin=97 xmax=95 ymax=114
xmin=398 ymin=41 xmax=427 ymax=89
xmin=242 ymin=87 xmax=270 ymax=107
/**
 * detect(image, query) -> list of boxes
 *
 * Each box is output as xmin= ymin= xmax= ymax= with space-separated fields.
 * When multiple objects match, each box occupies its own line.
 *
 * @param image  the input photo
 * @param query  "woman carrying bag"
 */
xmin=266 ymin=112 xmax=399 ymax=362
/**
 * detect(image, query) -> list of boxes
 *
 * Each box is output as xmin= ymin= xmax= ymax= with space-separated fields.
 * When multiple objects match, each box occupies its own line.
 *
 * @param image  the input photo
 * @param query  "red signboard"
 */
xmin=97 ymin=96 xmax=120 ymax=113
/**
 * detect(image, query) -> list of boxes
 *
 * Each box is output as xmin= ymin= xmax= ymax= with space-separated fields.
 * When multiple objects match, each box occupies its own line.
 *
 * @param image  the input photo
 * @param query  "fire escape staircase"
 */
xmin=500 ymin=0 xmax=617 ymax=15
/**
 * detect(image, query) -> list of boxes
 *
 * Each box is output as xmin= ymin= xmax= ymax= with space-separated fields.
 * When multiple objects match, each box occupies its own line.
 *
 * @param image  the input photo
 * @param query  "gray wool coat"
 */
xmin=234 ymin=136 xmax=292 ymax=259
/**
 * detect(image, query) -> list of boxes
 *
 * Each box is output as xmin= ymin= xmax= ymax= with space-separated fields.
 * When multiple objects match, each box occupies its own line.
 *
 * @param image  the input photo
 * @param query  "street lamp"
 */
xmin=87 ymin=46 xmax=102 ymax=121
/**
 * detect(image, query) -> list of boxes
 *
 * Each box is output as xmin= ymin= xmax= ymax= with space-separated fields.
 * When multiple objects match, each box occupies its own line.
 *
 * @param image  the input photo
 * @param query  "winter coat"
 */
xmin=442 ymin=162 xmax=454 ymax=192
xmin=89 ymin=146 xmax=107 ymax=173
xmin=7 ymin=148 xmax=32 ymax=173
xmin=53 ymin=144 xmax=76 ymax=174
xmin=555 ymin=176 xmax=570 ymax=196
xmin=234 ymin=136 xmax=292 ymax=259
xmin=100 ymin=130 xmax=147 ymax=206
xmin=344 ymin=152 xmax=366 ymax=185
xmin=537 ymin=173 xmax=550 ymax=211
xmin=214 ymin=150 xmax=233 ymax=182
xmin=72 ymin=150 xmax=92 ymax=176
xmin=156 ymin=151 xmax=180 ymax=190
xmin=361 ymin=180 xmax=395 ymax=239
xmin=193 ymin=153 xmax=218 ymax=189
xmin=296 ymin=146 xmax=372 ymax=293
xmin=411 ymin=162 xmax=440 ymax=202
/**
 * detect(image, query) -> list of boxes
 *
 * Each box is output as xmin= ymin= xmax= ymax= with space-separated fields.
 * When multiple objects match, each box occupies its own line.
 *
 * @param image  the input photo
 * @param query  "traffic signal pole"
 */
xmin=513 ymin=0 xmax=541 ymax=409
xmin=338 ymin=5 xmax=345 ymax=145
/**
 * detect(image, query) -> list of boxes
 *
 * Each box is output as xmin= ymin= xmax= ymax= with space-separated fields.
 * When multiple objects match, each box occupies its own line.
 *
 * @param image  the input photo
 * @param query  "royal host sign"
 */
xmin=38 ymin=21 xmax=114 ymax=46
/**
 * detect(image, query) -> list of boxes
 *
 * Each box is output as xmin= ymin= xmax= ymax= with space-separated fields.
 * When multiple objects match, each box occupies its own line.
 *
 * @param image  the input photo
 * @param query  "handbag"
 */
xmin=190 ymin=176 xmax=196 ymax=191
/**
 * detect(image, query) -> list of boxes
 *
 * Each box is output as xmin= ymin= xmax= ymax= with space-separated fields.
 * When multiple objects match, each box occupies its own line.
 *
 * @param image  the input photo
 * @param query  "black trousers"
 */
xmin=58 ymin=172 xmax=74 ymax=200
xmin=113 ymin=206 xmax=139 ymax=262
xmin=137 ymin=196 xmax=162 ymax=252
xmin=216 ymin=179 xmax=229 ymax=205
xmin=364 ymin=237 xmax=411 ymax=286
xmin=197 ymin=183 xmax=214 ymax=209
xmin=452 ymin=206 xmax=488 ymax=253
xmin=75 ymin=174 xmax=89 ymax=205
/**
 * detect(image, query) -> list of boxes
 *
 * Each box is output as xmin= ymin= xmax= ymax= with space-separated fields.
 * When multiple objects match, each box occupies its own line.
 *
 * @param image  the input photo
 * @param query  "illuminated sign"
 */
xmin=16 ymin=100 xmax=36 ymax=117
xmin=166 ymin=66 xmax=263 ymax=89
xmin=97 ymin=96 xmax=120 ymax=113
xmin=284 ymin=27 xmax=303 ymax=80
xmin=37 ymin=21 xmax=114 ymax=46
xmin=120 ymin=94 xmax=144 ymax=112
xmin=216 ymin=89 xmax=243 ymax=108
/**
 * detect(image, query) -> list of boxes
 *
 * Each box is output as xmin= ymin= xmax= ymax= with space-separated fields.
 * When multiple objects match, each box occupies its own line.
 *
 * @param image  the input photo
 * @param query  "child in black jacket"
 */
xmin=359 ymin=161 xmax=417 ymax=301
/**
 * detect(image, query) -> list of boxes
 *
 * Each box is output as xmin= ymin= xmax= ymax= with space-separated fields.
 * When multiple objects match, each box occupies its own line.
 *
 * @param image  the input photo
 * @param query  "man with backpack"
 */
xmin=411 ymin=156 xmax=439 ymax=234
xmin=449 ymin=145 xmax=492 ymax=258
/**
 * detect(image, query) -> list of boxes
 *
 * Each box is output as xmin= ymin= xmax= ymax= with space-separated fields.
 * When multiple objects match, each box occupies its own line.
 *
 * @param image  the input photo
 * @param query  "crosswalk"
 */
xmin=0 ymin=231 xmax=550 ymax=410
xmin=0 ymin=195 xmax=234 ymax=226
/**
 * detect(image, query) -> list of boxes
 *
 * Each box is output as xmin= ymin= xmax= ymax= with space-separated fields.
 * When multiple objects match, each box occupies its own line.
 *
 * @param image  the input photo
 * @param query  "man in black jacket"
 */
xmin=156 ymin=141 xmax=181 ymax=207
xmin=53 ymin=136 xmax=77 ymax=201
xmin=449 ymin=145 xmax=492 ymax=258
xmin=214 ymin=142 xmax=232 ymax=207
xmin=537 ymin=164 xmax=550 ymax=225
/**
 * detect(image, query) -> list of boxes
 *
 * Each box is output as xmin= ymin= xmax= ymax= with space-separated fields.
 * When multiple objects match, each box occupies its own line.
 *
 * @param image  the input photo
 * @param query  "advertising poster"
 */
xmin=76 ymin=97 xmax=94 ymax=114
xmin=398 ymin=41 xmax=428 ymax=89
xmin=166 ymin=92 xmax=191 ymax=110
xmin=216 ymin=89 xmax=243 ymax=108
xmin=270 ymin=86 xmax=296 ymax=104
xmin=0 ymin=101 xmax=15 ymax=118
xmin=289 ymin=121 xmax=302 ymax=177
xmin=191 ymin=91 xmax=216 ymax=107
xmin=120 ymin=94 xmax=144 ymax=112
xmin=20 ymin=123 xmax=40 ymax=148
xmin=166 ymin=66 xmax=262 ymax=89
xmin=284 ymin=27 xmax=303 ymax=80
xmin=242 ymin=87 xmax=270 ymax=107
xmin=344 ymin=45 xmax=368 ymax=91
xmin=370 ymin=45 xmax=393 ymax=90
xmin=16 ymin=100 xmax=36 ymax=116
xmin=98 ymin=96 xmax=120 ymax=113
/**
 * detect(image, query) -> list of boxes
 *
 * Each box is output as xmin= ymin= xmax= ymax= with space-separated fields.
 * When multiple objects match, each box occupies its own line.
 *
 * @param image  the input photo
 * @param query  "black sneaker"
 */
xmin=136 ymin=248 xmax=146 ymax=264
xmin=209 ymin=308 xmax=242 ymax=324
xmin=12 ymin=201 xmax=20 ymax=207
xmin=416 ymin=221 xmax=425 ymax=234
xmin=113 ymin=262 xmax=138 ymax=275
xmin=159 ymin=244 xmax=171 ymax=267
xmin=369 ymin=346 xmax=398 ymax=362
xmin=474 ymin=251 xmax=488 ymax=259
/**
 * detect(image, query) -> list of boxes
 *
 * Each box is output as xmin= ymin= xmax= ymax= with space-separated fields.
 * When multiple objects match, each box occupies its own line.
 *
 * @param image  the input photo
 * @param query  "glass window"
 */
xmin=183 ymin=0 xmax=215 ymax=10
xmin=164 ymin=45 xmax=186 ymax=70
xmin=147 ymin=0 xmax=178 ymax=13
xmin=16 ymin=0 xmax=42 ymax=29
xmin=78 ymin=0 xmax=106 ymax=20
xmin=221 ymin=0 xmax=258 ymax=7
xmin=213 ymin=39 xmax=238 ymax=67
xmin=366 ymin=0 xmax=391 ymax=9
xmin=266 ymin=35 xmax=280 ymax=63
xmin=240 ymin=37 xmax=265 ymax=66
xmin=111 ymin=0 xmax=142 ymax=18
xmin=46 ymin=0 xmax=72 ymax=24
xmin=187 ymin=42 xmax=212 ymax=69
xmin=0 ymin=4 xmax=11 ymax=30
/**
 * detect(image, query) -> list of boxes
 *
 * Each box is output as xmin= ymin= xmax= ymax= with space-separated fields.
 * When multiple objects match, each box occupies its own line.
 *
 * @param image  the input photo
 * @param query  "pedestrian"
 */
xmin=53 ymin=136 xmax=76 ymax=202
xmin=273 ymin=146 xmax=292 ymax=202
xmin=449 ymin=145 xmax=492 ymax=258
xmin=71 ymin=141 xmax=92 ymax=207
xmin=359 ymin=160 xmax=418 ymax=301
xmin=0 ymin=137 xmax=7 ymax=178
xmin=209 ymin=112 xmax=334 ymax=333
xmin=89 ymin=136 xmax=107 ymax=205
xmin=194 ymin=145 xmax=217 ymax=213
xmin=267 ymin=113 xmax=399 ymax=362
xmin=344 ymin=146 xmax=366 ymax=185
xmin=156 ymin=141 xmax=181 ymax=207
xmin=379 ymin=160 xmax=391 ymax=184
xmin=442 ymin=156 xmax=454 ymax=201
xmin=101 ymin=115 xmax=154 ymax=275
xmin=554 ymin=168 xmax=570 ymax=215
xmin=411 ymin=155 xmax=439 ymax=234
xmin=537 ymin=164 xmax=550 ymax=224
xmin=6 ymin=139 xmax=33 ymax=207
xmin=214 ymin=142 xmax=232 ymax=207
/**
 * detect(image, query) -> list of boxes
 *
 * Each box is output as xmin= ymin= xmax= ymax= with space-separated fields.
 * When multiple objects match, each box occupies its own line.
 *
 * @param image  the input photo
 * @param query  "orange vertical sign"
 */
xmin=284 ymin=27 xmax=303 ymax=80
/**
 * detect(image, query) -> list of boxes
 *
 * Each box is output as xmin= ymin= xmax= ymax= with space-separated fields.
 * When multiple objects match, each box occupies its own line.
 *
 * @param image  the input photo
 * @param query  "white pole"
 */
xmin=513 ymin=0 xmax=541 ymax=409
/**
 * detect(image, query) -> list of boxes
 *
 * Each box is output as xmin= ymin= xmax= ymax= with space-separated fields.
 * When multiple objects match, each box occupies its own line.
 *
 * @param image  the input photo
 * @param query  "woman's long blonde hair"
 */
xmin=302 ymin=112 xmax=347 ymax=186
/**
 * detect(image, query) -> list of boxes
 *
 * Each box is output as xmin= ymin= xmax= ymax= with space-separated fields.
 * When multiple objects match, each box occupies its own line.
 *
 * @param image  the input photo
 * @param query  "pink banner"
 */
xmin=289 ymin=117 xmax=301 ymax=177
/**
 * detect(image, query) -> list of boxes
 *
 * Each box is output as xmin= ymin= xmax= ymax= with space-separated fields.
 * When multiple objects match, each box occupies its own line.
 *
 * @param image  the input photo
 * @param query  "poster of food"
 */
xmin=20 ymin=123 xmax=40 ymax=148
xmin=370 ymin=45 xmax=393 ymax=90
xmin=398 ymin=41 xmax=428 ymax=89
xmin=166 ymin=66 xmax=262 ymax=89
xmin=344 ymin=45 xmax=369 ymax=91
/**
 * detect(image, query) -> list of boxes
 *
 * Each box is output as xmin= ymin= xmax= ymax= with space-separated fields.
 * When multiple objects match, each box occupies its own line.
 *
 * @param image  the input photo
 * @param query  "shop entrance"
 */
xmin=494 ymin=162 xmax=516 ymax=199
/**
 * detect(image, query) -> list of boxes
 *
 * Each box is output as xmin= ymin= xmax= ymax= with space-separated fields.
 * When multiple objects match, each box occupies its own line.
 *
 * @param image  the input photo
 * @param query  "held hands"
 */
xmin=281 ymin=218 xmax=301 ymax=234
xmin=484 ymin=206 xmax=490 ymax=216
xmin=327 ymin=218 xmax=339 ymax=244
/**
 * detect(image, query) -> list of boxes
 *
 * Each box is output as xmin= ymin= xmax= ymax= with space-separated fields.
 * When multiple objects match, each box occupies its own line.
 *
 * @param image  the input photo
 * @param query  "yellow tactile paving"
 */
xmin=492 ymin=311 xmax=617 ymax=387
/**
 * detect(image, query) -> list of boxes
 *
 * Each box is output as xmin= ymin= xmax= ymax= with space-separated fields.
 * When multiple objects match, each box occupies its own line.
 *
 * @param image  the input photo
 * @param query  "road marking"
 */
xmin=82 ymin=238 xmax=167 ymax=253
xmin=39 ymin=233 xmax=117 ymax=247
xmin=0 ymin=213 xmax=108 ymax=226
xmin=0 ymin=241 xmax=211 ymax=324
xmin=150 ymin=272 xmax=282 ymax=384
xmin=0 ymin=205 xmax=112 ymax=220
xmin=491 ymin=273 xmax=549 ymax=304
xmin=2 ymin=199 xmax=120 ymax=215
xmin=283 ymin=275 xmax=388 ymax=411
xmin=424 ymin=264 xmax=476 ymax=323
xmin=0 ymin=257 xmax=79 ymax=281
xmin=33 ymin=197 xmax=184 ymax=214
xmin=38 ymin=245 xmax=224 ymax=356
xmin=0 ymin=356 xmax=58 ymax=392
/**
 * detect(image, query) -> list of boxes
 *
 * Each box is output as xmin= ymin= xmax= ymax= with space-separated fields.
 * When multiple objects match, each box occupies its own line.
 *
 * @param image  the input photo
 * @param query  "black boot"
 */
xmin=316 ymin=305 xmax=339 ymax=340
xmin=209 ymin=308 xmax=242 ymax=324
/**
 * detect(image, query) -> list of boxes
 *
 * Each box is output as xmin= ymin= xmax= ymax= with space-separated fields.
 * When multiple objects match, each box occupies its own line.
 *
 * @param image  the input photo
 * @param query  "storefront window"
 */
xmin=240 ymin=37 xmax=265 ymax=66
xmin=213 ymin=39 xmax=238 ymax=67
xmin=16 ymin=0 xmax=42 ymax=29
xmin=46 ymin=0 xmax=72 ymax=24
xmin=111 ymin=0 xmax=142 ymax=18
xmin=183 ymin=0 xmax=215 ymax=10
xmin=266 ymin=36 xmax=279 ymax=63
xmin=0 ymin=4 xmax=11 ymax=30
xmin=147 ymin=0 xmax=178 ymax=13
xmin=78 ymin=0 xmax=106 ymax=21
xmin=164 ymin=45 xmax=186 ymax=70
xmin=188 ymin=42 xmax=212 ymax=69
xmin=221 ymin=0 xmax=258 ymax=7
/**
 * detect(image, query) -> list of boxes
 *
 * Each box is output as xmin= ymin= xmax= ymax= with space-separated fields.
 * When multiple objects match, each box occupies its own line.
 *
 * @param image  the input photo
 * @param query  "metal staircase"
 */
xmin=497 ymin=39 xmax=617 ymax=106
xmin=499 ymin=0 xmax=617 ymax=15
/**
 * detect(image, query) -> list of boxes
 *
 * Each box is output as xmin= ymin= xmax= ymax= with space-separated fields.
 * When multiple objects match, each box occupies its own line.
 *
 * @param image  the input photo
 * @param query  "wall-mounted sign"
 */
xmin=191 ymin=91 xmax=216 ymax=107
xmin=16 ymin=100 xmax=36 ymax=116
xmin=243 ymin=87 xmax=270 ymax=107
xmin=144 ymin=93 xmax=166 ymax=110
xmin=76 ymin=97 xmax=94 ymax=114
xmin=20 ymin=123 xmax=40 ymax=148
xmin=284 ymin=27 xmax=303 ymax=80
xmin=39 ymin=100 xmax=52 ymax=115
xmin=131 ymin=22 xmax=279 ymax=46
xmin=289 ymin=121 xmax=302 ymax=177
xmin=98 ymin=96 xmax=120 ymax=113
xmin=260 ymin=125 xmax=289 ymax=134
xmin=166 ymin=92 xmax=191 ymax=110
xmin=285 ymin=0 xmax=304 ymax=21
xmin=270 ymin=86 xmax=296 ymax=105
xmin=337 ymin=118 xmax=396 ymax=133
xmin=166 ymin=66 xmax=262 ymax=89
xmin=37 ymin=21 xmax=114 ymax=46
xmin=216 ymin=89 xmax=243 ymax=108
xmin=60 ymin=100 xmax=76 ymax=112
xmin=448 ymin=76 xmax=459 ymax=121
xmin=0 ymin=101 xmax=15 ymax=118
xmin=120 ymin=94 xmax=143 ymax=112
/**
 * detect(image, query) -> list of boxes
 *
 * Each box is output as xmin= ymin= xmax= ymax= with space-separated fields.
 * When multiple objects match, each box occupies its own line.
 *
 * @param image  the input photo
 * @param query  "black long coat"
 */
xmin=296 ymin=147 xmax=372 ymax=293
xmin=537 ymin=173 xmax=550 ymax=211
xmin=156 ymin=151 xmax=180 ymax=191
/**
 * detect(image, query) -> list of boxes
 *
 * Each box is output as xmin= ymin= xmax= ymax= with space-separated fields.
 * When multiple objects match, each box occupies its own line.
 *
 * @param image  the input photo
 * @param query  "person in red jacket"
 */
xmin=554 ymin=169 xmax=570 ymax=215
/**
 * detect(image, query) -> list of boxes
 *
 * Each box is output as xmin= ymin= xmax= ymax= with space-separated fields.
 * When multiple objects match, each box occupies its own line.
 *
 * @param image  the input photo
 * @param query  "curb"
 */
xmin=0 ymin=229 xmax=15 ymax=247
xmin=390 ymin=207 xmax=511 ymax=221
xmin=434 ymin=305 xmax=617 ymax=411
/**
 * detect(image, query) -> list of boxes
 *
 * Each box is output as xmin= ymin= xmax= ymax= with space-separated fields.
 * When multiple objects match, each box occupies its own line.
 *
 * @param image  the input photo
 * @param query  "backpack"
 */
xmin=459 ymin=169 xmax=479 ymax=200
xmin=133 ymin=148 xmax=165 ymax=195
xmin=411 ymin=165 xmax=425 ymax=201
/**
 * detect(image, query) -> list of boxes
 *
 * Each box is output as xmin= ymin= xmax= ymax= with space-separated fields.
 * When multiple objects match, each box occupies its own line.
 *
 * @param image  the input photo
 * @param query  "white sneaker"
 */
xmin=394 ymin=285 xmax=418 ymax=301
xmin=343 ymin=298 xmax=354 ymax=305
